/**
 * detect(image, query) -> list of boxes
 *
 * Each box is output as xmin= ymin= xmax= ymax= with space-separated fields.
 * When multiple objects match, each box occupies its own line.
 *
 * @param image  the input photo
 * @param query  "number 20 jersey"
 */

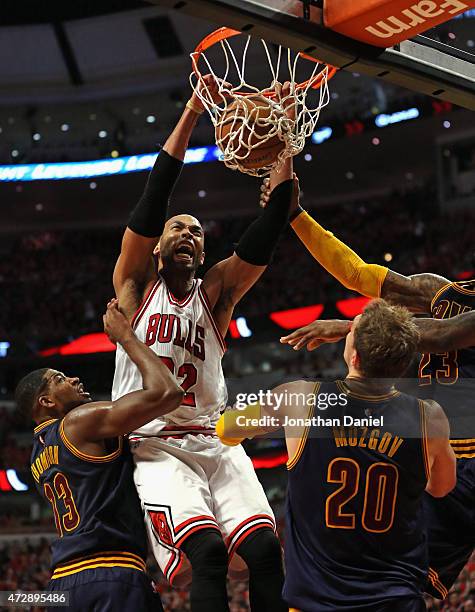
xmin=112 ymin=276 xmax=228 ymax=436
xmin=284 ymin=381 xmax=429 ymax=611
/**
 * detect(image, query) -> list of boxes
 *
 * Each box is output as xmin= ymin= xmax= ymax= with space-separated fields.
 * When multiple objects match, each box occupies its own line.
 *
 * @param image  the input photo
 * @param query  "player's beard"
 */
xmin=161 ymin=246 xmax=202 ymax=274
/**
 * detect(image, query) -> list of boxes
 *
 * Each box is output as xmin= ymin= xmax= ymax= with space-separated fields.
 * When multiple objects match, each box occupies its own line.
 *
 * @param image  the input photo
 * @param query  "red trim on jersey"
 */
xmin=226 ymin=514 xmax=276 ymax=558
xmin=158 ymin=425 xmax=216 ymax=438
xmin=226 ymin=514 xmax=275 ymax=545
xmin=176 ymin=523 xmax=221 ymax=548
xmin=129 ymin=429 xmax=216 ymax=442
xmin=158 ymin=431 xmax=215 ymax=439
xmin=163 ymin=550 xmax=178 ymax=579
xmin=198 ymin=285 xmax=227 ymax=353
xmin=168 ymin=551 xmax=185 ymax=585
xmin=229 ymin=523 xmax=274 ymax=560
xmin=131 ymin=280 xmax=162 ymax=330
xmin=158 ymin=433 xmax=216 ymax=439
xmin=165 ymin=278 xmax=197 ymax=307
xmin=162 ymin=425 xmax=214 ymax=431
xmin=175 ymin=514 xmax=218 ymax=534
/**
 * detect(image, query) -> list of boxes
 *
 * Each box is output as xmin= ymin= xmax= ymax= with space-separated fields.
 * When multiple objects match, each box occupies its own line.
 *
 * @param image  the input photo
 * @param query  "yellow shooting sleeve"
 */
xmin=291 ymin=209 xmax=388 ymax=298
xmin=216 ymin=403 xmax=269 ymax=446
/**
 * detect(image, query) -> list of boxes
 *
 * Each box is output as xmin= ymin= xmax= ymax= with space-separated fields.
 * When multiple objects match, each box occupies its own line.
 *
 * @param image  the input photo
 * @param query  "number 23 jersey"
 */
xmin=112 ymin=276 xmax=228 ymax=436
xmin=419 ymin=279 xmax=475 ymax=452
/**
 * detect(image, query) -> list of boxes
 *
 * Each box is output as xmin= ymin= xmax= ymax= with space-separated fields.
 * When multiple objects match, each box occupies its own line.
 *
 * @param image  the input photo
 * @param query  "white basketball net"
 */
xmin=190 ymin=33 xmax=333 ymax=177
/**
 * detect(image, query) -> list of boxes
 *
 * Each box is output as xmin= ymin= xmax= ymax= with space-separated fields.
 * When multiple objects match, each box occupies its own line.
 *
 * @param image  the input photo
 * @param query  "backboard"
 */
xmin=148 ymin=0 xmax=475 ymax=110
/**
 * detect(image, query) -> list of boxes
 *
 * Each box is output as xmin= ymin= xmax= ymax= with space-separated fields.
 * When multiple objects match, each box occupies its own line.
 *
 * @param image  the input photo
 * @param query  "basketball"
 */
xmin=215 ymin=95 xmax=287 ymax=170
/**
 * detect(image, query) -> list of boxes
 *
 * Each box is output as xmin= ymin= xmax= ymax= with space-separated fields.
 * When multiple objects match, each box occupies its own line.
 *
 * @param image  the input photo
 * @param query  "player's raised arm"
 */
xmin=291 ymin=206 xmax=449 ymax=312
xmin=202 ymin=83 xmax=298 ymax=335
xmin=424 ymin=399 xmax=456 ymax=497
xmin=113 ymin=76 xmax=219 ymax=319
xmin=64 ymin=300 xmax=184 ymax=444
xmin=261 ymin=180 xmax=450 ymax=313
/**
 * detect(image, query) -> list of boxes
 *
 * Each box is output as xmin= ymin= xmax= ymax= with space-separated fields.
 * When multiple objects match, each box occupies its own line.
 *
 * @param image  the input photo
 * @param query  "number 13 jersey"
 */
xmin=112 ymin=276 xmax=228 ymax=436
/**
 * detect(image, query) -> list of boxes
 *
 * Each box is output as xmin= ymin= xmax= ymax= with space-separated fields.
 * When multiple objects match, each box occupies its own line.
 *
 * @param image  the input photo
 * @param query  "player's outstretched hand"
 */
xmin=280 ymin=319 xmax=352 ymax=351
xmin=191 ymin=73 xmax=230 ymax=112
xmin=215 ymin=411 xmax=244 ymax=447
xmin=275 ymin=80 xmax=297 ymax=121
xmin=103 ymin=299 xmax=134 ymax=345
xmin=260 ymin=173 xmax=300 ymax=209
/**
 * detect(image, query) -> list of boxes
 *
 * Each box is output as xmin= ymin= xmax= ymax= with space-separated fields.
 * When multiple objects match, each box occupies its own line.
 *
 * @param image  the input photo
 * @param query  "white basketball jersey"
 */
xmin=112 ymin=276 xmax=227 ymax=436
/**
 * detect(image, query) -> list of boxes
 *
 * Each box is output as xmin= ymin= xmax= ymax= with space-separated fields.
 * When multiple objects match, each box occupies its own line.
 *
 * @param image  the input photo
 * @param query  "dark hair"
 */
xmin=14 ymin=368 xmax=50 ymax=421
xmin=354 ymin=299 xmax=420 ymax=380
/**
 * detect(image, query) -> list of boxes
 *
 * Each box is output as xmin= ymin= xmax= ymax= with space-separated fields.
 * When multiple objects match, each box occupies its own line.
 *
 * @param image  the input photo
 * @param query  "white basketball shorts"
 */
xmin=130 ymin=434 xmax=276 ymax=585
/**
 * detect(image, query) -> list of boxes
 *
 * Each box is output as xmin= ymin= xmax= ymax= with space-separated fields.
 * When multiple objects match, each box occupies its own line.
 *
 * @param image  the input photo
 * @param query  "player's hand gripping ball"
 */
xmin=190 ymin=73 xmax=230 ymax=114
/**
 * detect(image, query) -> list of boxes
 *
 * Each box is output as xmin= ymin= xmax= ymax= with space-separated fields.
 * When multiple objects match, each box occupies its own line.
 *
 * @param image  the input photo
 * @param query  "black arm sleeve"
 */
xmin=235 ymin=178 xmax=293 ymax=266
xmin=127 ymin=149 xmax=184 ymax=238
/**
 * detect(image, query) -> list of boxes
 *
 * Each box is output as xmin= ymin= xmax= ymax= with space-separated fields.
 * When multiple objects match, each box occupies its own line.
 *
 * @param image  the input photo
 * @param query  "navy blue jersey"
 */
xmin=31 ymin=418 xmax=148 ymax=573
xmin=283 ymin=381 xmax=429 ymax=611
xmin=419 ymin=280 xmax=475 ymax=455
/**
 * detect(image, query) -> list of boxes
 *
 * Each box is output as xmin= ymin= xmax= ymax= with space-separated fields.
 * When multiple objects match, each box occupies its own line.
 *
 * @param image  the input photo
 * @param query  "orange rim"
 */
xmin=191 ymin=26 xmax=337 ymax=97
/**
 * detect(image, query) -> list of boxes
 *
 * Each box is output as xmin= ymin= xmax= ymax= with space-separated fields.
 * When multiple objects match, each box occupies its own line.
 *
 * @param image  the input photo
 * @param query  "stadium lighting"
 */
xmin=0 ymin=148 xmax=220 ymax=182
xmin=61 ymin=124 xmax=69 ymax=132
xmin=0 ymin=341 xmax=10 ymax=357
xmin=312 ymin=126 xmax=332 ymax=145
xmin=146 ymin=115 xmax=156 ymax=123
xmin=0 ymin=101 xmax=435 ymax=183
xmin=32 ymin=133 xmax=41 ymax=141
xmin=375 ymin=108 xmax=420 ymax=128
xmin=236 ymin=317 xmax=252 ymax=338
xmin=6 ymin=469 xmax=29 ymax=492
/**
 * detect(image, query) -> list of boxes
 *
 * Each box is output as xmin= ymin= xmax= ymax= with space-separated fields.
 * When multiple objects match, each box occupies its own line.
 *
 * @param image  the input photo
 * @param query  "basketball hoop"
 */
xmin=190 ymin=27 xmax=337 ymax=177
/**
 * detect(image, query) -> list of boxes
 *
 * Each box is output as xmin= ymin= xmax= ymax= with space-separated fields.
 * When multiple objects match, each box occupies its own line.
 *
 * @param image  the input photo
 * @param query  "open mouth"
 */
xmin=78 ymin=383 xmax=91 ymax=398
xmin=175 ymin=242 xmax=194 ymax=261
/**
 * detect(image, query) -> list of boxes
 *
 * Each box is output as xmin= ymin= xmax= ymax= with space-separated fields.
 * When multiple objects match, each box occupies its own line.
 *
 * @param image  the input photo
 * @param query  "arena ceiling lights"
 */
xmin=0 ymin=104 xmax=427 ymax=182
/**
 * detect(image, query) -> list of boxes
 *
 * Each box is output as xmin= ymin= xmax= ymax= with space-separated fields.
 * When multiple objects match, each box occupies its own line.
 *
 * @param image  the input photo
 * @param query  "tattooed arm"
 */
xmin=381 ymin=271 xmax=449 ymax=314
xmin=416 ymin=310 xmax=475 ymax=352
